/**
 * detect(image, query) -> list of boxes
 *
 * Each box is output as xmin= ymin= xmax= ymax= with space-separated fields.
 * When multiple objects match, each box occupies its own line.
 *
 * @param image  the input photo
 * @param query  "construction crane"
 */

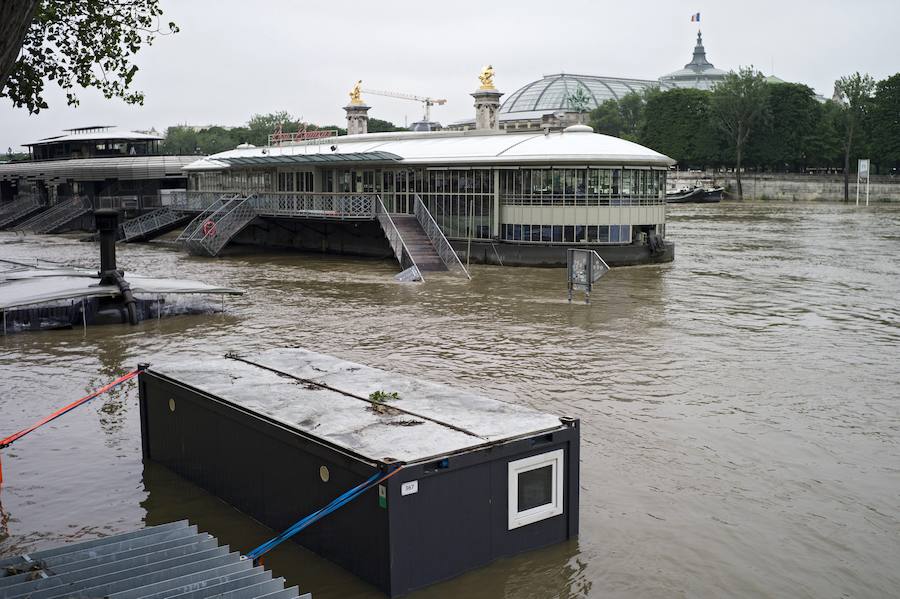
xmin=362 ymin=88 xmax=447 ymax=123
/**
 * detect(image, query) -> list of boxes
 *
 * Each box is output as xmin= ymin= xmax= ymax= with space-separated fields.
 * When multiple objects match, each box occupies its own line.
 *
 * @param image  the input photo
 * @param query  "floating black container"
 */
xmin=138 ymin=348 xmax=580 ymax=597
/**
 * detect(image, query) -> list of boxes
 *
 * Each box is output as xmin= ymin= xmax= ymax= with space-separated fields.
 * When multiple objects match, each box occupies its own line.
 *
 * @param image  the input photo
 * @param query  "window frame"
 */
xmin=507 ymin=449 xmax=565 ymax=530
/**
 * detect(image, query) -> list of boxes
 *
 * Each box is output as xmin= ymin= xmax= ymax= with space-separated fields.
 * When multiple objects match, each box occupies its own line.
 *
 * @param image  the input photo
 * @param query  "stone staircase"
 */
xmin=390 ymin=215 xmax=447 ymax=272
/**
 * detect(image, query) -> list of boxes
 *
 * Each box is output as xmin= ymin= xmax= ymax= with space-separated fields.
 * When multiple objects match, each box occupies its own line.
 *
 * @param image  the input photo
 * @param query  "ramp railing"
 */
xmin=121 ymin=206 xmax=189 ymax=242
xmin=176 ymin=193 xmax=240 ymax=243
xmin=0 ymin=195 xmax=44 ymax=229
xmin=16 ymin=196 xmax=92 ymax=233
xmin=414 ymin=194 xmax=470 ymax=279
xmin=375 ymin=195 xmax=422 ymax=281
xmin=181 ymin=194 xmax=258 ymax=256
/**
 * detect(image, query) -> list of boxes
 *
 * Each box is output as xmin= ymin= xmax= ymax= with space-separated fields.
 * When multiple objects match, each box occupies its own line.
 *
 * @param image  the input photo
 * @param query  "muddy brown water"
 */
xmin=1 ymin=202 xmax=898 ymax=598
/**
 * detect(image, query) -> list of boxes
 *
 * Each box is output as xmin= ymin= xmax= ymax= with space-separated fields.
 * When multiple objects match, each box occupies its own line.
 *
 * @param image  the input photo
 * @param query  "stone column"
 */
xmin=344 ymin=104 xmax=370 ymax=136
xmin=471 ymin=89 xmax=503 ymax=130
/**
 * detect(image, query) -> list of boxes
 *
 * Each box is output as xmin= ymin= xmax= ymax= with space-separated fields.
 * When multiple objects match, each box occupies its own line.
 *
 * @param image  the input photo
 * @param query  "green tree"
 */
xmin=834 ymin=72 xmax=875 ymax=200
xmin=368 ymin=118 xmax=406 ymax=133
xmin=641 ymin=88 xmax=722 ymax=167
xmin=710 ymin=67 xmax=770 ymax=199
xmin=246 ymin=111 xmax=300 ymax=146
xmin=1 ymin=0 xmax=177 ymax=113
xmin=870 ymin=73 xmax=900 ymax=173
xmin=195 ymin=126 xmax=239 ymax=155
xmin=749 ymin=82 xmax=822 ymax=170
xmin=588 ymin=99 xmax=626 ymax=137
xmin=804 ymin=100 xmax=844 ymax=169
xmin=588 ymin=92 xmax=649 ymax=141
xmin=161 ymin=126 xmax=199 ymax=155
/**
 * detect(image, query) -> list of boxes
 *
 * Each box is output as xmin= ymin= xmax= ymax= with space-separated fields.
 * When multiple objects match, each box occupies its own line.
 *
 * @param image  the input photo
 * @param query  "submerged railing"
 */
xmin=414 ymin=195 xmax=470 ymax=279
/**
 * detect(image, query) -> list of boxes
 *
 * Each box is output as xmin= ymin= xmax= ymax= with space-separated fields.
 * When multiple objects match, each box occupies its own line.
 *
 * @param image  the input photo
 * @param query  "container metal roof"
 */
xmin=185 ymin=128 xmax=675 ymax=171
xmin=148 ymin=348 xmax=566 ymax=465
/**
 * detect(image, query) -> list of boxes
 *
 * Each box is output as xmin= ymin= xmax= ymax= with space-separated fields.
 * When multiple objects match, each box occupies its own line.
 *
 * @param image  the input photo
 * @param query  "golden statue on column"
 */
xmin=478 ymin=65 xmax=496 ymax=90
xmin=349 ymin=80 xmax=364 ymax=105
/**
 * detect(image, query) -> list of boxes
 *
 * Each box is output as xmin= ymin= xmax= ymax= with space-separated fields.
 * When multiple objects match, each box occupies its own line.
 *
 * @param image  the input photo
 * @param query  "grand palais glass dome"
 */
xmin=499 ymin=74 xmax=676 ymax=120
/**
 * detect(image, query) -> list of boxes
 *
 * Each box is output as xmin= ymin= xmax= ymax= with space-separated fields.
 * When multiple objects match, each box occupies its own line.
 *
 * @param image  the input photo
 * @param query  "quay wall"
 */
xmin=671 ymin=172 xmax=900 ymax=202
xmin=232 ymin=218 xmax=393 ymax=259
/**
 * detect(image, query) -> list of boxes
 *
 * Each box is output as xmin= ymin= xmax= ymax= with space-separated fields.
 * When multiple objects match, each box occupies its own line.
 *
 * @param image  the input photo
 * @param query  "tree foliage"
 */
xmin=641 ymin=88 xmax=721 ymax=167
xmin=834 ymin=72 xmax=875 ymax=199
xmin=161 ymin=112 xmax=404 ymax=155
xmin=1 ymin=0 xmax=178 ymax=114
xmin=710 ymin=67 xmax=770 ymax=199
xmin=870 ymin=73 xmax=900 ymax=171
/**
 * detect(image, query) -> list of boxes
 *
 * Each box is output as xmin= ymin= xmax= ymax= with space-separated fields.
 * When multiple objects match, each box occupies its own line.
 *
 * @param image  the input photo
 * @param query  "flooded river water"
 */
xmin=1 ymin=201 xmax=898 ymax=598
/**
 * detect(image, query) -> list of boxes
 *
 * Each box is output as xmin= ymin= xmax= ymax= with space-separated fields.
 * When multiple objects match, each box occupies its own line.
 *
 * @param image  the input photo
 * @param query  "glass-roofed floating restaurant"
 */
xmin=179 ymin=70 xmax=675 ymax=269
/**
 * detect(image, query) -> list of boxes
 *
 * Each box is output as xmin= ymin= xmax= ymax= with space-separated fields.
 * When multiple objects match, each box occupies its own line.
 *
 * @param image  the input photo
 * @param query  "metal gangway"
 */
xmin=0 ymin=196 xmax=45 ymax=230
xmin=178 ymin=193 xmax=258 ymax=256
xmin=14 ymin=196 xmax=93 ymax=234
xmin=121 ymin=206 xmax=193 ymax=242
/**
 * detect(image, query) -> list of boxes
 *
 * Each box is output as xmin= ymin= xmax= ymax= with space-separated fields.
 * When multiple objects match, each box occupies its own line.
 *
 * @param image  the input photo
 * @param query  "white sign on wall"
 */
xmin=857 ymin=159 xmax=871 ymax=206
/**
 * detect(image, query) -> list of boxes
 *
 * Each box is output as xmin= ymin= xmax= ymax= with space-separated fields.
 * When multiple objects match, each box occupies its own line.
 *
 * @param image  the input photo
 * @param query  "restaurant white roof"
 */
xmin=184 ymin=127 xmax=675 ymax=171
xmin=149 ymin=348 xmax=565 ymax=464
xmin=0 ymin=155 xmax=195 ymax=182
xmin=25 ymin=129 xmax=163 ymax=147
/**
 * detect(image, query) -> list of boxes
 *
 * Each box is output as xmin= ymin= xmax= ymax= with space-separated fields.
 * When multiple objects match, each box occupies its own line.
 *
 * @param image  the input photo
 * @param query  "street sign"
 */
xmin=567 ymin=248 xmax=610 ymax=304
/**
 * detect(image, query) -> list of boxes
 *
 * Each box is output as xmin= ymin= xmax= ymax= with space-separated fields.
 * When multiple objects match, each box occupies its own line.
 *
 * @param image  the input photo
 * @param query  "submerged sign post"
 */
xmin=857 ymin=159 xmax=870 ymax=206
xmin=567 ymin=248 xmax=610 ymax=304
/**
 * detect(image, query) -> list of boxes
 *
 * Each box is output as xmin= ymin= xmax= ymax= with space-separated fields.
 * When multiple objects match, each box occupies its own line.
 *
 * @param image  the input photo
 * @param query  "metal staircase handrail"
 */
xmin=193 ymin=194 xmax=258 ymax=255
xmin=375 ymin=195 xmax=423 ymax=281
xmin=176 ymin=193 xmax=238 ymax=243
xmin=0 ymin=195 xmax=44 ymax=228
xmin=17 ymin=196 xmax=91 ymax=233
xmin=413 ymin=194 xmax=471 ymax=280
xmin=121 ymin=206 xmax=184 ymax=241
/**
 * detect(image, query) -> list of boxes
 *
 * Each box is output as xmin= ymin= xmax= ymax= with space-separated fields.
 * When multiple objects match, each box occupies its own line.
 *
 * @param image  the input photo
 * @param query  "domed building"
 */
xmin=493 ymin=73 xmax=676 ymax=130
xmin=658 ymin=31 xmax=728 ymax=90
xmin=448 ymin=32 xmax=732 ymax=132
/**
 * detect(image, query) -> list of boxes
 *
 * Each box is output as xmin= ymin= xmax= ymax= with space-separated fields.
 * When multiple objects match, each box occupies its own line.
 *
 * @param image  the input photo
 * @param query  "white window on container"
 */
xmin=507 ymin=449 xmax=564 ymax=530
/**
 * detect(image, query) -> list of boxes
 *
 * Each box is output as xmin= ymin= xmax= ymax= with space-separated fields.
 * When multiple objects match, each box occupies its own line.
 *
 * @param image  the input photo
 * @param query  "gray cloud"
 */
xmin=2 ymin=0 xmax=898 ymax=150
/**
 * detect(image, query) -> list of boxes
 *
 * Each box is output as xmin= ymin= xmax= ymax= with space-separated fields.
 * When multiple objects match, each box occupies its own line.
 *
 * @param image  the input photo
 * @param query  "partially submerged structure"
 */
xmin=0 ymin=126 xmax=193 ymax=233
xmin=139 ymin=348 xmax=580 ymax=596
xmin=130 ymin=72 xmax=675 ymax=271
xmin=0 ymin=211 xmax=241 ymax=334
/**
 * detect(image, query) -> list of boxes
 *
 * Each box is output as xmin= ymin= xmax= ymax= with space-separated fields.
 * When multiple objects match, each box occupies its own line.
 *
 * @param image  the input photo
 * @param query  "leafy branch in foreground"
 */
xmin=0 ymin=0 xmax=178 ymax=114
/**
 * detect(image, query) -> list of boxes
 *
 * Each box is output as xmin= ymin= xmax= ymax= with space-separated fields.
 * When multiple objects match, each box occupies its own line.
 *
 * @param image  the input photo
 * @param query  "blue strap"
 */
xmin=246 ymin=469 xmax=390 ymax=561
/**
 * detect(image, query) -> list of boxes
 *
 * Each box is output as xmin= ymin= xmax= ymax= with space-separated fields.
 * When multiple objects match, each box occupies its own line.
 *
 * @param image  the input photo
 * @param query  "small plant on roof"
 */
xmin=369 ymin=390 xmax=400 ymax=404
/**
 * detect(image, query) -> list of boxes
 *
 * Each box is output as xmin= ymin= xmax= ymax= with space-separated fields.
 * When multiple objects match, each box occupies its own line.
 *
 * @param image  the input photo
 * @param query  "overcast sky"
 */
xmin=1 ymin=0 xmax=898 ymax=151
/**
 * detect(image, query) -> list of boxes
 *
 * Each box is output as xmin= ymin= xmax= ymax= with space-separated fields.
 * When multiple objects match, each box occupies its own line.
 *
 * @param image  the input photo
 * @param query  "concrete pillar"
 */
xmin=344 ymin=104 xmax=370 ymax=136
xmin=471 ymin=89 xmax=503 ymax=131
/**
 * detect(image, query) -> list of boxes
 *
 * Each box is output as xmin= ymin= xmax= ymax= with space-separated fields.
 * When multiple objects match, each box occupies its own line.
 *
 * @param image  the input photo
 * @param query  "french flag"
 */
xmin=690 ymin=12 xmax=701 ymax=22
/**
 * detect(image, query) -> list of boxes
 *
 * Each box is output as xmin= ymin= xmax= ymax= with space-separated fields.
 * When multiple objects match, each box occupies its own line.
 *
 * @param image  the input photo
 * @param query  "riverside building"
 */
xmin=177 ymin=69 xmax=675 ymax=269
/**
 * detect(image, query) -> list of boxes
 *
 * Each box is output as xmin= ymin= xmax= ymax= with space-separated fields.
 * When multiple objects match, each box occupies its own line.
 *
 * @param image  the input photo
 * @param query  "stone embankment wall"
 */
xmin=670 ymin=172 xmax=900 ymax=202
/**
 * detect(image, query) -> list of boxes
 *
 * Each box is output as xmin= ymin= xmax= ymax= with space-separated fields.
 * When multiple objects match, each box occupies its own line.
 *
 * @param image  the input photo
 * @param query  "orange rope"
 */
xmin=0 ymin=368 xmax=143 ymax=485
